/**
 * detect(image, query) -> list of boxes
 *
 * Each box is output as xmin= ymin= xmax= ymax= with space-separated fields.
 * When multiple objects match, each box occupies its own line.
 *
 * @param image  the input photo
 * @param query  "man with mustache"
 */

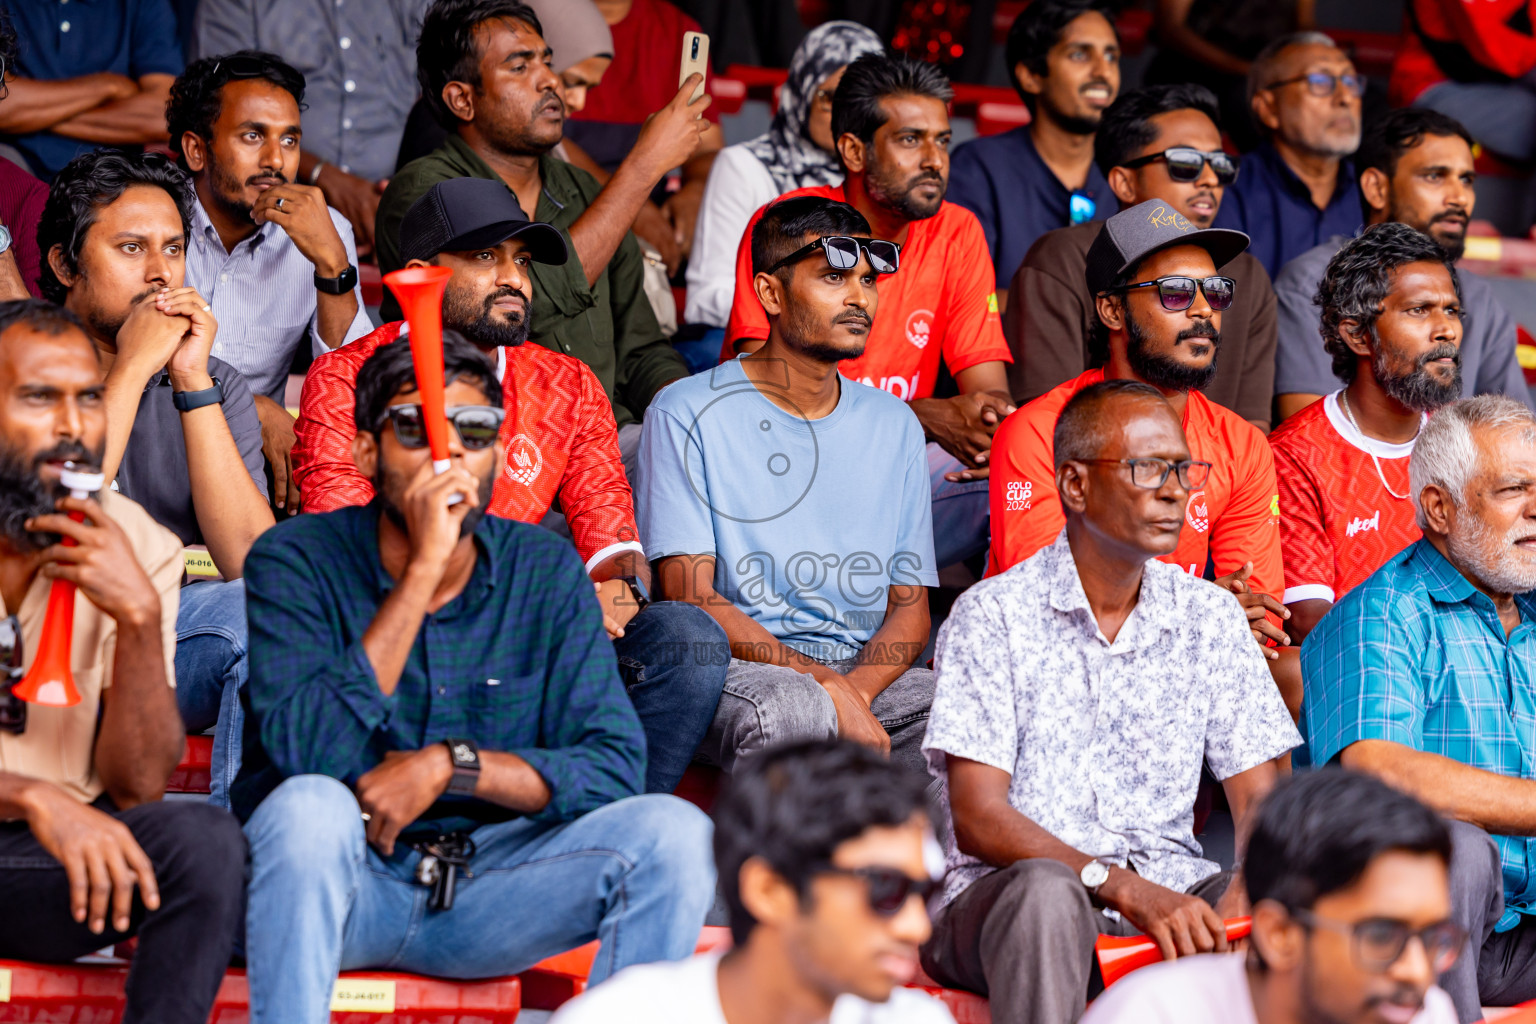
xmin=948 ymin=0 xmax=1121 ymax=300
xmin=1082 ymin=770 xmax=1462 ymax=1024
xmin=989 ymin=200 xmax=1289 ymax=656
xmin=1212 ymin=32 xmax=1364 ymax=279
xmin=40 ymin=149 xmax=275 ymax=808
xmin=723 ymin=53 xmax=1015 ymax=571
xmin=645 ymin=196 xmax=938 ymax=775
xmin=1302 ymin=394 xmax=1536 ymax=1023
xmin=549 ymin=740 xmax=955 ymax=1024
xmin=1273 ymin=108 xmax=1532 ymax=423
xmin=167 ymin=51 xmax=374 ymax=515
xmin=236 ymin=333 xmax=714 ymax=1024
xmin=1004 ymin=83 xmax=1277 ymax=431
xmin=1269 ymin=224 xmax=1465 ymax=645
xmin=294 ymin=177 xmax=728 ymax=795
xmin=0 ymin=298 xmax=245 ymax=1024
xmin=924 ymin=379 xmax=1298 ymax=1024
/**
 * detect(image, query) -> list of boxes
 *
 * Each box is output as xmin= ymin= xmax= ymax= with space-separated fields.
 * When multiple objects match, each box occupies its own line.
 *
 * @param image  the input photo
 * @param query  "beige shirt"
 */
xmin=0 ymin=491 xmax=182 ymax=803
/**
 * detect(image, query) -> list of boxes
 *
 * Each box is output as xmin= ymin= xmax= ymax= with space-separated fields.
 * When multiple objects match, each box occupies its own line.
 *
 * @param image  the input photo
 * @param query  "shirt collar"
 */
xmin=363 ymin=499 xmax=500 ymax=607
xmin=191 ymin=195 xmax=273 ymax=257
xmin=1257 ymin=142 xmax=1355 ymax=206
xmin=1409 ymin=538 xmax=1498 ymax=608
xmin=1044 ymin=529 xmax=1176 ymax=642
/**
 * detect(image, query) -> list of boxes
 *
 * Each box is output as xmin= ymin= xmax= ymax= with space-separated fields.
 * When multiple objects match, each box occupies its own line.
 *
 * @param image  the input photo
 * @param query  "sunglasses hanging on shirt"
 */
xmin=1069 ymin=192 xmax=1097 ymax=225
xmin=0 ymin=615 xmax=25 ymax=735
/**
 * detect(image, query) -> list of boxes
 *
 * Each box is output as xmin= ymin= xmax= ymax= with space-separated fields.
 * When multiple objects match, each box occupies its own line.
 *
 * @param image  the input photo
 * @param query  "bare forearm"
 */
xmin=567 ymin=159 xmax=667 ymax=288
xmin=955 ymin=793 xmax=1098 ymax=873
xmin=360 ymin=570 xmax=437 ymax=695
xmin=0 ymin=250 xmax=30 ymax=301
xmin=101 ymin=361 xmax=159 ymax=483
xmin=0 ymin=76 xmax=126 ymax=134
xmin=471 ymin=750 xmax=552 ymax=815
xmin=94 ymin=618 xmax=181 ymax=807
xmin=178 ymin=404 xmax=275 ymax=578
xmin=1221 ymin=761 xmax=1282 ymax=861
xmin=845 ymin=586 xmax=929 ymax=700
xmin=1284 ymin=599 xmax=1330 ymax=646
xmin=655 ymin=555 xmax=830 ymax=675
xmin=314 ymin=291 xmax=360 ymax=351
xmin=52 ymin=78 xmax=172 ymax=144
xmin=1340 ymin=739 xmax=1536 ymax=834
xmin=589 ymin=549 xmax=651 ymax=589
xmin=0 ymin=771 xmax=55 ymax=820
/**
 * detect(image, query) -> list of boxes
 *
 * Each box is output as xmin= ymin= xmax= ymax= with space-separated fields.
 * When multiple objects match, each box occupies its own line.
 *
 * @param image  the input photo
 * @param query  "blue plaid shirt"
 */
xmin=231 ymin=502 xmax=646 ymax=838
xmin=1302 ymin=539 xmax=1536 ymax=930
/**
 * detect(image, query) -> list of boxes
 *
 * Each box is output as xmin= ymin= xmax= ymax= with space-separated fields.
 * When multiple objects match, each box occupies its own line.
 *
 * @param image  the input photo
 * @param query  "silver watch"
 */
xmin=1079 ymin=859 xmax=1110 ymax=893
xmin=0 ymin=224 xmax=14 ymax=256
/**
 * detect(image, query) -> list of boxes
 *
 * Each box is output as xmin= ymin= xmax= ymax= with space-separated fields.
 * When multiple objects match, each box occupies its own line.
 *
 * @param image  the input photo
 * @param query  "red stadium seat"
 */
xmin=519 ymin=926 xmax=733 ymax=1010
xmin=168 ymin=735 xmax=214 ymax=794
xmin=709 ymin=76 xmax=748 ymax=117
xmin=360 ymin=261 xmax=384 ymax=309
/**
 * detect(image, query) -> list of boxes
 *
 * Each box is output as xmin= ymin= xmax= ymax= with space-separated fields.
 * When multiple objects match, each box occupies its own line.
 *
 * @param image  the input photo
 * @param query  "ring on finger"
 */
xmin=275 ymin=197 xmax=287 ymax=211
xmin=202 ymin=304 xmax=211 ymax=312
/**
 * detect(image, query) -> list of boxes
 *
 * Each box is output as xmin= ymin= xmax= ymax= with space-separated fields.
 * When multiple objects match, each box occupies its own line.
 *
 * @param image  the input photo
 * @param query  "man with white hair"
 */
xmin=1301 ymin=394 xmax=1536 ymax=1023
xmin=1212 ymin=31 xmax=1364 ymax=278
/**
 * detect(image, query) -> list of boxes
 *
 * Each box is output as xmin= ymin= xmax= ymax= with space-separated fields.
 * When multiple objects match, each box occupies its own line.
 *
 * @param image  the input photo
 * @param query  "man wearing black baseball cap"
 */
xmin=294 ymin=176 xmax=729 ymax=796
xmin=989 ymin=198 xmax=1292 ymax=656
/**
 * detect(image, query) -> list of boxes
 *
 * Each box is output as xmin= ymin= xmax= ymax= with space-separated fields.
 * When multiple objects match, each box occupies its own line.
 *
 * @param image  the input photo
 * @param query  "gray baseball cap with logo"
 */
xmin=1085 ymin=199 xmax=1250 ymax=297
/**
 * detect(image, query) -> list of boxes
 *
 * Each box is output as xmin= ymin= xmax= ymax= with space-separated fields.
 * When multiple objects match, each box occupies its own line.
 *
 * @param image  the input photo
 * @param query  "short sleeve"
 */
xmin=636 ymin=404 xmax=717 ymax=559
xmin=986 ymin=404 xmax=1066 ymax=574
xmin=1299 ymin=585 xmax=1429 ymax=768
xmin=925 ymin=590 xmax=1020 ymax=775
xmin=938 ymin=209 xmax=1011 ymax=376
xmin=1200 ymin=590 xmax=1302 ymax=778
xmin=130 ymin=0 xmax=186 ymax=78
xmin=217 ymin=364 xmax=271 ymax=500
xmin=1272 ymin=440 xmax=1336 ymax=603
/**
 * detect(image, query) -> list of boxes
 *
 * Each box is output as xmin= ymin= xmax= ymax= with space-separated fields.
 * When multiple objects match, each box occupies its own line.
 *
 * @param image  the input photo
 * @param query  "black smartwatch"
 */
xmin=616 ymin=574 xmax=650 ymax=611
xmin=314 ymin=264 xmax=358 ymax=295
xmin=172 ymin=376 xmax=223 ymax=412
xmin=443 ymin=737 xmax=481 ymax=796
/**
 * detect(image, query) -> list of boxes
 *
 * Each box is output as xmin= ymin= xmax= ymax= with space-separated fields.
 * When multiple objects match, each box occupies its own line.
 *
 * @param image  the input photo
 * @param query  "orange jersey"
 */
xmin=988 ymin=369 xmax=1284 ymax=606
xmin=1269 ymin=392 xmax=1423 ymax=605
xmin=722 ymin=183 xmax=1011 ymax=401
xmin=292 ymin=321 xmax=641 ymax=571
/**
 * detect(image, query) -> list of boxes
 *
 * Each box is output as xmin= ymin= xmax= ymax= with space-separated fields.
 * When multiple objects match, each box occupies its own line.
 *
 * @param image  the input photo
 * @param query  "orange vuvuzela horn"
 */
xmin=383 ymin=264 xmax=460 ymax=501
xmin=14 ymin=464 xmax=106 ymax=707
xmin=1096 ymin=916 xmax=1252 ymax=987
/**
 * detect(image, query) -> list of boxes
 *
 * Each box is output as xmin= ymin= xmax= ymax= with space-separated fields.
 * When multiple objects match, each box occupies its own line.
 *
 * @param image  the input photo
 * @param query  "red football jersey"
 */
xmin=722 ymin=183 xmax=1011 ymax=401
xmin=1269 ymin=392 xmax=1423 ymax=605
xmin=292 ymin=321 xmax=641 ymax=571
xmin=988 ymin=369 xmax=1285 ymax=610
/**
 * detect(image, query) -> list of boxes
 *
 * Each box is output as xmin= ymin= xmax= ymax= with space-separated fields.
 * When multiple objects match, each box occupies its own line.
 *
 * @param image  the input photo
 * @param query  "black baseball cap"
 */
xmin=398 ymin=177 xmax=569 ymax=266
xmin=1085 ymin=199 xmax=1249 ymax=297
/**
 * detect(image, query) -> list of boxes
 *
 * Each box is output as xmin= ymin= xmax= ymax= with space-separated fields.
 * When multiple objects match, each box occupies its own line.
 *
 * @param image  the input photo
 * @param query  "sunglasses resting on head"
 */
xmin=767 ymin=235 xmax=902 ymax=276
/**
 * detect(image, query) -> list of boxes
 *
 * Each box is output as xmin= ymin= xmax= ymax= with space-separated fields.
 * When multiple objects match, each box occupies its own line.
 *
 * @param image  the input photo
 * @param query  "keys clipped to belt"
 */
xmin=413 ymin=833 xmax=476 ymax=911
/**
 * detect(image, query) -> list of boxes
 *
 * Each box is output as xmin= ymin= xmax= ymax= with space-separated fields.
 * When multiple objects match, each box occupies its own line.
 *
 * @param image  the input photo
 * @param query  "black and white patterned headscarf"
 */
xmin=742 ymin=21 xmax=886 ymax=195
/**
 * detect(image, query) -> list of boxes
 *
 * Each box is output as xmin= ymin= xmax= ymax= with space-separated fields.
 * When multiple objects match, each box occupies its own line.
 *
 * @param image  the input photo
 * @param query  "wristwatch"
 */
xmin=0 ymin=224 xmax=14 ymax=257
xmin=172 ymin=376 xmax=223 ymax=412
xmin=616 ymin=574 xmax=650 ymax=611
xmin=1079 ymin=859 xmax=1110 ymax=895
xmin=314 ymin=264 xmax=358 ymax=295
xmin=443 ymin=737 xmax=481 ymax=796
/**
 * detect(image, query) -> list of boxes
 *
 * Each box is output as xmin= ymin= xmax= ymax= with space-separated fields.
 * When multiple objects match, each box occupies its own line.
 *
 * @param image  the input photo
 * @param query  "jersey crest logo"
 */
xmin=504 ymin=433 xmax=543 ymax=486
xmin=1346 ymin=510 xmax=1380 ymax=538
xmin=905 ymin=309 xmax=934 ymax=349
xmin=1185 ymin=490 xmax=1209 ymax=533
xmin=1005 ymin=480 xmax=1032 ymax=511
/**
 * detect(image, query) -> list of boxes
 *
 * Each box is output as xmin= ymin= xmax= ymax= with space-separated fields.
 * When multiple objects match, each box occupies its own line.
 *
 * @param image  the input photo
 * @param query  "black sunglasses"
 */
xmin=820 ymin=866 xmax=938 ymax=917
xmin=211 ymin=55 xmax=274 ymax=79
xmin=1080 ymin=457 xmax=1213 ymax=490
xmin=0 ymin=615 xmax=25 ymax=735
xmin=1100 ymin=275 xmax=1235 ymax=312
xmin=1121 ymin=147 xmax=1240 ymax=186
xmin=1264 ymin=71 xmax=1366 ymax=98
xmin=1293 ymin=909 xmax=1467 ymax=974
xmin=384 ymin=404 xmax=506 ymax=451
xmin=766 ymin=235 xmax=901 ymax=277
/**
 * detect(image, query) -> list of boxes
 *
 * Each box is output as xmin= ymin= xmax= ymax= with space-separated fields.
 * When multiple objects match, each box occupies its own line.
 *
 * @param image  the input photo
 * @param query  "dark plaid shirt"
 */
xmin=231 ymin=501 xmax=645 ymax=838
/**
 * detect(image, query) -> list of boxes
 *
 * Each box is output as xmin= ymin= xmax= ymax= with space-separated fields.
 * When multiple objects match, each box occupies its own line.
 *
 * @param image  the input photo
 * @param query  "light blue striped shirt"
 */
xmin=185 ymin=198 xmax=374 ymax=402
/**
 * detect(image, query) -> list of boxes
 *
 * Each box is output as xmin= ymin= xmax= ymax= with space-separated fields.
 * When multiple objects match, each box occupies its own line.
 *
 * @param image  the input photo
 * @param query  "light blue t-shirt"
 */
xmin=639 ymin=358 xmax=939 ymax=661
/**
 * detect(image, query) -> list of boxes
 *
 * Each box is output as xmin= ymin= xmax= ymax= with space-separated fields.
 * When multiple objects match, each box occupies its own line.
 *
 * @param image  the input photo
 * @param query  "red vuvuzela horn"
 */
xmin=14 ymin=464 xmax=105 ymax=707
xmin=1096 ymin=916 xmax=1252 ymax=988
xmin=383 ymin=265 xmax=459 ymax=496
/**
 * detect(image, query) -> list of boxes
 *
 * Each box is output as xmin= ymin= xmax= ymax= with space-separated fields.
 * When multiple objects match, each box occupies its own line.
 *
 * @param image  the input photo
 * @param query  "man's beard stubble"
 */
xmin=445 ymin=285 xmax=532 ymax=351
xmin=373 ymin=457 xmax=497 ymax=541
xmin=778 ymin=292 xmax=871 ymax=365
xmin=1374 ymin=340 xmax=1462 ymax=413
xmin=864 ymin=155 xmax=944 ymax=222
xmin=1125 ymin=312 xmax=1221 ymax=393
xmin=0 ymin=438 xmax=102 ymax=552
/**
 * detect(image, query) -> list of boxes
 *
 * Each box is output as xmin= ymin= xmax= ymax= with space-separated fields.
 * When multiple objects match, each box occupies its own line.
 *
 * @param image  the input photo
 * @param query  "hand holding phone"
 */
xmin=679 ymin=31 xmax=709 ymax=103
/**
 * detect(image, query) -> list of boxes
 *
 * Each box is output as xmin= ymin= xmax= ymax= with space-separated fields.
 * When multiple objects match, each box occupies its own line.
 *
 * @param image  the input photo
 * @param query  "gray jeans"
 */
xmin=695 ymin=657 xmax=934 ymax=776
xmin=1444 ymin=820 xmax=1536 ymax=1021
xmin=921 ymin=859 xmax=1232 ymax=1024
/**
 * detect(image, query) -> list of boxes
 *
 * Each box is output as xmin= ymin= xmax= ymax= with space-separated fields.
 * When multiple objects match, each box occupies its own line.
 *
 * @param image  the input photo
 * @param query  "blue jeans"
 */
xmin=928 ymin=443 xmax=990 ymax=569
xmin=241 ymin=775 xmax=715 ymax=1024
xmin=174 ymin=579 xmax=248 ymax=808
xmin=613 ymin=601 xmax=729 ymax=793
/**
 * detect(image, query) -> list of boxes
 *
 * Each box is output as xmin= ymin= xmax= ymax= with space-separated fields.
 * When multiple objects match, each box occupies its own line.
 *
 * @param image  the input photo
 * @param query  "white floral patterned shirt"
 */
xmin=923 ymin=531 xmax=1300 ymax=911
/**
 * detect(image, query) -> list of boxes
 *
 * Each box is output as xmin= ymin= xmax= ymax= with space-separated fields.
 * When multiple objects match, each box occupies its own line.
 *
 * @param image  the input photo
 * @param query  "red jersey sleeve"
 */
xmin=722 ymin=200 xmax=771 ymax=359
xmin=987 ymin=401 xmax=1067 ymax=575
xmin=1418 ymin=0 xmax=1536 ymax=80
xmin=293 ymin=343 xmax=376 ymax=514
xmin=558 ymin=362 xmax=645 ymax=571
xmin=1207 ymin=422 xmax=1285 ymax=613
xmin=1271 ymin=440 xmax=1337 ymax=604
xmin=939 ymin=208 xmax=1011 ymax=376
